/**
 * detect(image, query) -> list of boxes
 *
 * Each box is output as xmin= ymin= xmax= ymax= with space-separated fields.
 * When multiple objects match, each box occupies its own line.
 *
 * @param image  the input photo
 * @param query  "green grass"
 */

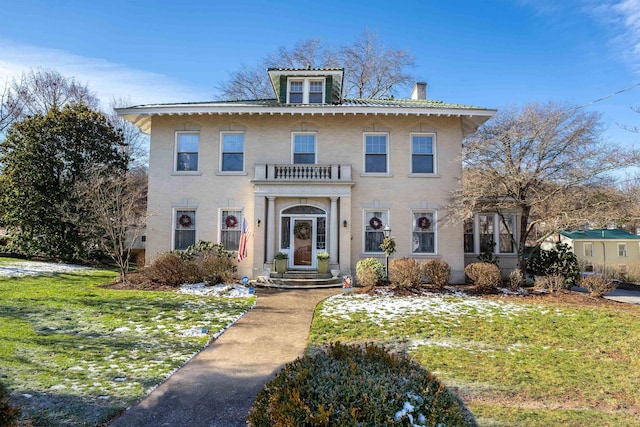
xmin=0 ymin=259 xmax=255 ymax=426
xmin=308 ymin=293 xmax=640 ymax=426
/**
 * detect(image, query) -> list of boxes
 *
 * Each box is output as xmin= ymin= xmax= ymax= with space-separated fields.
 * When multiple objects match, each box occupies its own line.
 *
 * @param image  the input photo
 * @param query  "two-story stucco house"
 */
xmin=117 ymin=68 xmax=495 ymax=283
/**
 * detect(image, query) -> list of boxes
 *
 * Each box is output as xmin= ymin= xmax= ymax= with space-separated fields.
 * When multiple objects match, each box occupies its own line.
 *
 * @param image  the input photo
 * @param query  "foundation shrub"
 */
xmin=508 ymin=269 xmax=524 ymax=290
xmin=580 ymin=274 xmax=617 ymax=297
xmin=145 ymin=252 xmax=185 ymax=286
xmin=247 ymin=342 xmax=471 ymax=427
xmin=0 ymin=380 xmax=19 ymax=427
xmin=356 ymin=258 xmax=385 ymax=288
xmin=389 ymin=257 xmax=422 ymax=288
xmin=422 ymin=259 xmax=450 ymax=289
xmin=464 ymin=262 xmax=501 ymax=290
xmin=201 ymin=254 xmax=236 ymax=285
xmin=534 ymin=274 xmax=566 ymax=292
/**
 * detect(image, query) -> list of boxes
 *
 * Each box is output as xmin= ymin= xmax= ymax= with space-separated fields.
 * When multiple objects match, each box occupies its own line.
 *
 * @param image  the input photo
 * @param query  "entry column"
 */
xmin=266 ymin=196 xmax=276 ymax=262
xmin=330 ymin=197 xmax=338 ymax=263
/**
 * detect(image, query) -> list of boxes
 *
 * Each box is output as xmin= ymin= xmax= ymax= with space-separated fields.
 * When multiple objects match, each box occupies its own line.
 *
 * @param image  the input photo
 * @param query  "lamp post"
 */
xmin=383 ymin=225 xmax=391 ymax=284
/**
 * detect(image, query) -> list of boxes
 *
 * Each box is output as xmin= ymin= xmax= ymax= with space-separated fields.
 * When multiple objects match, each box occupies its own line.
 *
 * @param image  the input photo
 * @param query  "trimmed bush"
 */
xmin=580 ymin=274 xmax=617 ymax=297
xmin=145 ymin=252 xmax=185 ymax=286
xmin=534 ymin=274 xmax=565 ymax=292
xmin=389 ymin=257 xmax=422 ymax=287
xmin=465 ymin=262 xmax=501 ymax=290
xmin=356 ymin=258 xmax=385 ymax=288
xmin=422 ymin=259 xmax=450 ymax=289
xmin=248 ymin=342 xmax=471 ymax=427
xmin=0 ymin=381 xmax=19 ymax=427
xmin=201 ymin=254 xmax=236 ymax=285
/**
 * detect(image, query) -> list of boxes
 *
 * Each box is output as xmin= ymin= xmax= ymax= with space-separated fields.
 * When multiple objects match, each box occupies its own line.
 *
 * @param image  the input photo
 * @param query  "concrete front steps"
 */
xmin=257 ymin=270 xmax=343 ymax=288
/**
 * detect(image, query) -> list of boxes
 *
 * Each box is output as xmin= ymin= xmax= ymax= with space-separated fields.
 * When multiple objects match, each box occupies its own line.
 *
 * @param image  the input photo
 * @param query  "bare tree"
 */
xmin=451 ymin=102 xmax=640 ymax=273
xmin=216 ymin=30 xmax=414 ymax=100
xmin=107 ymin=96 xmax=148 ymax=168
xmin=78 ymin=166 xmax=150 ymax=282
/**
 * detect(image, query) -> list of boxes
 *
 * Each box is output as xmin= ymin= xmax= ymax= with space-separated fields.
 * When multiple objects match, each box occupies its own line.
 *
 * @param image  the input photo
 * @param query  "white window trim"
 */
xmin=219 ymin=208 xmax=244 ymax=252
xmin=362 ymin=132 xmax=391 ymax=176
xmin=219 ymin=131 xmax=246 ymax=174
xmin=291 ymin=132 xmax=318 ymax=164
xmin=174 ymin=131 xmax=200 ymax=173
xmin=363 ymin=209 xmax=390 ymax=254
xmin=618 ymin=242 xmax=628 ymax=257
xmin=410 ymin=210 xmax=437 ymax=255
xmin=172 ymin=208 xmax=196 ymax=251
xmin=584 ymin=242 xmax=593 ymax=257
xmin=409 ymin=133 xmax=437 ymax=176
xmin=467 ymin=213 xmax=518 ymax=255
xmin=287 ymin=78 xmax=326 ymax=104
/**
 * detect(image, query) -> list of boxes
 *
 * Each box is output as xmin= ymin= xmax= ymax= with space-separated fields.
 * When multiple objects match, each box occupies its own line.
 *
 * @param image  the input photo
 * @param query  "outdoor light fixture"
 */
xmin=343 ymin=220 xmax=348 ymax=227
xmin=256 ymin=219 xmax=261 ymax=227
xmin=383 ymin=225 xmax=391 ymax=284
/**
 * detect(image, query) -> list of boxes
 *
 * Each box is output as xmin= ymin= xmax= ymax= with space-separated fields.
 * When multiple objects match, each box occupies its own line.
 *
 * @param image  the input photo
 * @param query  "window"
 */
xmin=289 ymin=81 xmax=303 ymax=104
xmin=411 ymin=134 xmax=435 ymax=174
xmin=221 ymin=133 xmax=244 ymax=172
xmin=309 ymin=80 xmax=324 ymax=104
xmin=221 ymin=210 xmax=243 ymax=251
xmin=584 ymin=242 xmax=594 ymax=257
xmin=466 ymin=213 xmax=517 ymax=254
xmin=412 ymin=211 xmax=435 ymax=253
xmin=364 ymin=210 xmax=389 ymax=253
xmin=175 ymin=132 xmax=199 ymax=171
xmin=464 ymin=219 xmax=474 ymax=253
xmin=174 ymin=210 xmax=196 ymax=250
xmin=293 ymin=133 xmax=316 ymax=164
xmin=287 ymin=78 xmax=325 ymax=104
xmin=618 ymin=243 xmax=627 ymax=257
xmin=498 ymin=215 xmax=514 ymax=253
xmin=364 ymin=134 xmax=388 ymax=173
xmin=478 ymin=214 xmax=494 ymax=253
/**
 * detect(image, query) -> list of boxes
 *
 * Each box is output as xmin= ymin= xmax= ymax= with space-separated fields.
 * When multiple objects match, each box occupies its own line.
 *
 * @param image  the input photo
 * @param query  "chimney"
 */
xmin=411 ymin=82 xmax=427 ymax=100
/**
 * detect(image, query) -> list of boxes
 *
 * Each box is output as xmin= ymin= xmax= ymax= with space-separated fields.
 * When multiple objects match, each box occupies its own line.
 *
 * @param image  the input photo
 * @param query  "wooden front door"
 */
xmin=292 ymin=219 xmax=313 ymax=268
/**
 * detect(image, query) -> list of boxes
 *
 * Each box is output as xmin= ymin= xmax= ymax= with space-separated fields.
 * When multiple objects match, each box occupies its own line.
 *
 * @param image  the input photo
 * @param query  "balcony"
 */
xmin=254 ymin=164 xmax=352 ymax=182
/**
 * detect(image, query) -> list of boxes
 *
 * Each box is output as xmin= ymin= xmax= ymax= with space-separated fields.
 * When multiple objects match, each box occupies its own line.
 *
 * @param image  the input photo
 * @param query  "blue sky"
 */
xmin=0 ymin=0 xmax=639 ymax=149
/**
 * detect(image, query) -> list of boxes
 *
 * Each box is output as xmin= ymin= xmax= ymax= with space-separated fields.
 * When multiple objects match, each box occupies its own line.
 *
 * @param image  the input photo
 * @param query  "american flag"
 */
xmin=237 ymin=217 xmax=248 ymax=262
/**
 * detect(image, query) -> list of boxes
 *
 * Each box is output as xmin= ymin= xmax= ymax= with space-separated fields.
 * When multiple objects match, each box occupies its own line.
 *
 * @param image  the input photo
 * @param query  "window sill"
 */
xmin=408 ymin=173 xmax=440 ymax=178
xmin=172 ymin=171 xmax=202 ymax=176
xmin=410 ymin=253 xmax=439 ymax=257
xmin=360 ymin=173 xmax=393 ymax=178
xmin=216 ymin=171 xmax=248 ymax=176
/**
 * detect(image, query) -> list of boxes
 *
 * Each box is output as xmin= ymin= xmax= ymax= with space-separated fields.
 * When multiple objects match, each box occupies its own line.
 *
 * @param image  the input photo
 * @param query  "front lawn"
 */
xmin=309 ymin=291 xmax=640 ymax=426
xmin=0 ymin=260 xmax=255 ymax=426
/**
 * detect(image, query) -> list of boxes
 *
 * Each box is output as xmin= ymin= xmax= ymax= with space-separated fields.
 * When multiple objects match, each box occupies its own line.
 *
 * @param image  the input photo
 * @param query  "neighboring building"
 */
xmin=543 ymin=229 xmax=640 ymax=273
xmin=117 ymin=68 xmax=495 ymax=283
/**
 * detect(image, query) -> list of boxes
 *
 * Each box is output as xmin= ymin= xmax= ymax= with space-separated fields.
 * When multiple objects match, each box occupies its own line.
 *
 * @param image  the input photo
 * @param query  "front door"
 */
xmin=292 ymin=219 xmax=314 ymax=268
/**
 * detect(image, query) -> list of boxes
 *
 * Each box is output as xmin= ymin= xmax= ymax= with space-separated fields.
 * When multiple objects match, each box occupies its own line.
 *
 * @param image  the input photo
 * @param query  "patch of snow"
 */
xmin=178 ymin=282 xmax=254 ymax=297
xmin=0 ymin=261 xmax=91 ymax=277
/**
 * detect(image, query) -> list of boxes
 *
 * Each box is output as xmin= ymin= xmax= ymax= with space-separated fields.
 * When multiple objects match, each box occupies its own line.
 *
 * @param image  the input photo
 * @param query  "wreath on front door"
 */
xmin=369 ymin=216 xmax=383 ymax=230
xmin=225 ymin=215 xmax=238 ymax=228
xmin=294 ymin=222 xmax=312 ymax=240
xmin=417 ymin=216 xmax=431 ymax=230
xmin=178 ymin=214 xmax=193 ymax=228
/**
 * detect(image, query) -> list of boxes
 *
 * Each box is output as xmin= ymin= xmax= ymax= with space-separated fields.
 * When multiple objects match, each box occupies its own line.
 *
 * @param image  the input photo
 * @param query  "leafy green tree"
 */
xmin=0 ymin=102 xmax=128 ymax=260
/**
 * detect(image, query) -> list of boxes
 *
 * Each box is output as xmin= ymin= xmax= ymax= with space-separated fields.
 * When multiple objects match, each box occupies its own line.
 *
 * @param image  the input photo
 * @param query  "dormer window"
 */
xmin=287 ymin=78 xmax=325 ymax=104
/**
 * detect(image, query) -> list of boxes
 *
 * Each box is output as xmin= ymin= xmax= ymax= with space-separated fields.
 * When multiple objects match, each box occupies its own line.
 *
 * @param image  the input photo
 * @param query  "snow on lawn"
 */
xmin=0 ymin=260 xmax=91 ymax=277
xmin=319 ymin=292 xmax=555 ymax=326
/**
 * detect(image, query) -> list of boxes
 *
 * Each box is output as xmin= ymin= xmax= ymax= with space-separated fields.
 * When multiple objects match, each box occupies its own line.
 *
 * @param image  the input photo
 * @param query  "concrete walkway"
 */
xmin=109 ymin=287 xmax=341 ymax=427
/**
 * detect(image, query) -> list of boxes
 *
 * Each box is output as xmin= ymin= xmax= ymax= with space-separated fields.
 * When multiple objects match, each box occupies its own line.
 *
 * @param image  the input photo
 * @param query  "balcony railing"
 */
xmin=254 ymin=164 xmax=352 ymax=181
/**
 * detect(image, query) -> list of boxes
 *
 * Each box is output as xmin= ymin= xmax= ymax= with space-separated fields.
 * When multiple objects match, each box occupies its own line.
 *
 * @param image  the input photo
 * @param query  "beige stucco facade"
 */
xmin=118 ymin=71 xmax=495 ymax=284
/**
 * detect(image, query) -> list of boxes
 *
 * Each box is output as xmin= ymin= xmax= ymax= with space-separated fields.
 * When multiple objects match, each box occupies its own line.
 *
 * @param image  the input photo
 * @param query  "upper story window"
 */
xmin=411 ymin=134 xmax=435 ymax=174
xmin=364 ymin=133 xmax=388 ymax=174
xmin=287 ymin=78 xmax=325 ymax=104
xmin=221 ymin=132 xmax=244 ymax=172
xmin=175 ymin=132 xmax=199 ymax=172
xmin=293 ymin=133 xmax=316 ymax=164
